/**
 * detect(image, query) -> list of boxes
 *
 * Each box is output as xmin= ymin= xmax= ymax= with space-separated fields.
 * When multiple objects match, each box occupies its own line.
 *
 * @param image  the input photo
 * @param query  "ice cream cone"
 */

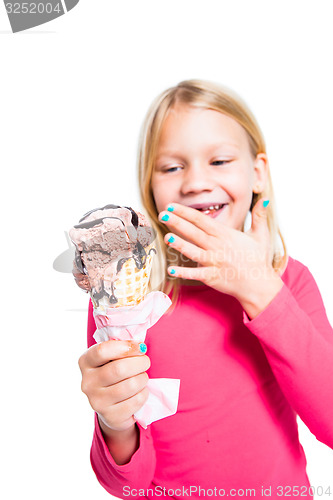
xmin=92 ymin=243 xmax=156 ymax=310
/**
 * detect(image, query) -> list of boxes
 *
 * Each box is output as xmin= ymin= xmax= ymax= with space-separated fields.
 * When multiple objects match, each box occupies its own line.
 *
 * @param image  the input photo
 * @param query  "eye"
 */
xmin=211 ymin=160 xmax=231 ymax=166
xmin=164 ymin=165 xmax=182 ymax=173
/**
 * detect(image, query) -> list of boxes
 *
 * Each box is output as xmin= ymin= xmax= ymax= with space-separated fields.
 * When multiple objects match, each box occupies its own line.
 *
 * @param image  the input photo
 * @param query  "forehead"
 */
xmin=157 ymin=103 xmax=249 ymax=153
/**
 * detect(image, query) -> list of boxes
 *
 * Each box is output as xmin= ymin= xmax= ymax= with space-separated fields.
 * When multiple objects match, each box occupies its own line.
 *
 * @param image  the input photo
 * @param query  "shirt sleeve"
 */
xmin=243 ymin=260 xmax=333 ymax=449
xmin=91 ymin=413 xmax=156 ymax=496
xmin=86 ymin=301 xmax=157 ymax=495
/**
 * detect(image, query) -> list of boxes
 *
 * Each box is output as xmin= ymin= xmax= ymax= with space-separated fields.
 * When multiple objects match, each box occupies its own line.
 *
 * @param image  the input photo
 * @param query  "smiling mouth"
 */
xmin=196 ymin=204 xmax=227 ymax=216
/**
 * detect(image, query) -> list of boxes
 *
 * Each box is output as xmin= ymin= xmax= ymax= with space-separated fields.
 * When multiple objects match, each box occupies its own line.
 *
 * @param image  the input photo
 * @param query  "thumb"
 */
xmin=250 ymin=199 xmax=270 ymax=237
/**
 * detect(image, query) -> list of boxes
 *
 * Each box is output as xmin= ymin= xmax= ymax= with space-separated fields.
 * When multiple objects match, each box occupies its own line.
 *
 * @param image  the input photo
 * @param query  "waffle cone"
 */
xmin=91 ymin=243 xmax=155 ymax=310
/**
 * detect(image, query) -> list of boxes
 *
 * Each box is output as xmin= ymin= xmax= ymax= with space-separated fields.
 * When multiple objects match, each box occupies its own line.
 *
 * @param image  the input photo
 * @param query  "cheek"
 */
xmin=152 ymin=173 xmax=181 ymax=212
xmin=151 ymin=176 xmax=166 ymax=213
xmin=153 ymin=194 xmax=164 ymax=213
xmin=226 ymin=181 xmax=252 ymax=203
xmin=226 ymin=169 xmax=254 ymax=202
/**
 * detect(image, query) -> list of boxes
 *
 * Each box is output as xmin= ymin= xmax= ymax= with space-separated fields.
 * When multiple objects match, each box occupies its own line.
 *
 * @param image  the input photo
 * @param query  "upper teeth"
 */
xmin=204 ymin=204 xmax=222 ymax=210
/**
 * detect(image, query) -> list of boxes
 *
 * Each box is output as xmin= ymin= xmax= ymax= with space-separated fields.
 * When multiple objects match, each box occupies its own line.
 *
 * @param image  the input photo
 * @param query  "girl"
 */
xmin=78 ymin=80 xmax=333 ymax=499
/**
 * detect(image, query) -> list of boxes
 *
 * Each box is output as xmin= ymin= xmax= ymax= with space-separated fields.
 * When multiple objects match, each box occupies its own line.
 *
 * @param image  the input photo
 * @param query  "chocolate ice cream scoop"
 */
xmin=69 ymin=204 xmax=156 ymax=307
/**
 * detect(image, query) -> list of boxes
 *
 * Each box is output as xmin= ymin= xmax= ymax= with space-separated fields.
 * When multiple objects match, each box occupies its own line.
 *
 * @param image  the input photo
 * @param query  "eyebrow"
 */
xmin=155 ymin=151 xmax=184 ymax=161
xmin=208 ymin=142 xmax=240 ymax=150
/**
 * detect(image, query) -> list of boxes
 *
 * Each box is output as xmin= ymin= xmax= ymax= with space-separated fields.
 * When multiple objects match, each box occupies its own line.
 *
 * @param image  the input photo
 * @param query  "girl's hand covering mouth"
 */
xmin=158 ymin=200 xmax=284 ymax=317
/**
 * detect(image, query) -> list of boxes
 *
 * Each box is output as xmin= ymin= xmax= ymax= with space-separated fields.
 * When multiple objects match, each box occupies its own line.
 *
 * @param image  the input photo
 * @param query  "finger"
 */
xmin=80 ymin=340 xmax=147 ymax=370
xmin=167 ymin=264 xmax=211 ymax=282
xmin=249 ymin=199 xmax=270 ymax=240
xmin=97 ymin=355 xmax=151 ymax=387
xmin=164 ymin=232 xmax=213 ymax=266
xmin=103 ymin=387 xmax=149 ymax=428
xmin=158 ymin=209 xmax=213 ymax=249
xmin=160 ymin=202 xmax=227 ymax=240
xmin=100 ymin=372 xmax=149 ymax=406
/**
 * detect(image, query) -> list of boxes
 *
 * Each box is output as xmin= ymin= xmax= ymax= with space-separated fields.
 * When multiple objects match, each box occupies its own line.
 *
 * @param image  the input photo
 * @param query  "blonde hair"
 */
xmin=138 ymin=79 xmax=287 ymax=310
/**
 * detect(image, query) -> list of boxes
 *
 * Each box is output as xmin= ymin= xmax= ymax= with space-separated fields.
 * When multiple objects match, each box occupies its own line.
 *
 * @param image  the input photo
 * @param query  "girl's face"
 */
xmin=151 ymin=103 xmax=268 ymax=231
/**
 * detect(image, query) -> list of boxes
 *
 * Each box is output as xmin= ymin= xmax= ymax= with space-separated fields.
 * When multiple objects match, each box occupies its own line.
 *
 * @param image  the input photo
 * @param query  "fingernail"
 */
xmin=161 ymin=213 xmax=170 ymax=222
xmin=167 ymin=204 xmax=175 ymax=212
xmin=169 ymin=267 xmax=176 ymax=275
xmin=167 ymin=235 xmax=176 ymax=243
xmin=263 ymin=200 xmax=270 ymax=208
xmin=139 ymin=343 xmax=147 ymax=354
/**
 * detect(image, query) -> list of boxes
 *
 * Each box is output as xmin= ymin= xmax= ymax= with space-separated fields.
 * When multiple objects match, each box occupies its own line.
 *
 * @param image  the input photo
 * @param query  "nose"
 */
xmin=180 ymin=164 xmax=216 ymax=195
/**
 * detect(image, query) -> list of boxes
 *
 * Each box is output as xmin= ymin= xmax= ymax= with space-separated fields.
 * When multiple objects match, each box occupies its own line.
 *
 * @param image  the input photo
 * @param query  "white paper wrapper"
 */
xmin=93 ymin=291 xmax=180 ymax=428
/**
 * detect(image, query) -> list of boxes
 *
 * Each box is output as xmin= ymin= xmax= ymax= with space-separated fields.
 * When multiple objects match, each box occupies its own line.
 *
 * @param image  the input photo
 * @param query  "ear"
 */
xmin=252 ymin=153 xmax=269 ymax=194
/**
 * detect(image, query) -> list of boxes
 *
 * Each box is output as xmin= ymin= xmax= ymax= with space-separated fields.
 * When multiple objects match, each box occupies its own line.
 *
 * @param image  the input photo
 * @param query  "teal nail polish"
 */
xmin=169 ymin=268 xmax=176 ymax=275
xmin=263 ymin=200 xmax=270 ymax=208
xmin=161 ymin=213 xmax=170 ymax=222
xmin=139 ymin=343 xmax=147 ymax=354
xmin=167 ymin=235 xmax=175 ymax=243
xmin=167 ymin=205 xmax=175 ymax=212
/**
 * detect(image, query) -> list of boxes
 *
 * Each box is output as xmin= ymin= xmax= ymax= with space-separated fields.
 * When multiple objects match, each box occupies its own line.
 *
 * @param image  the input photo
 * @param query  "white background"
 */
xmin=0 ymin=1 xmax=332 ymax=499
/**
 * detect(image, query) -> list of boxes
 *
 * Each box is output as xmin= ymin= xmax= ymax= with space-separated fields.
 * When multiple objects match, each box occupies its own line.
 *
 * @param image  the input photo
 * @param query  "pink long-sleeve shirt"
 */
xmin=87 ymin=256 xmax=333 ymax=499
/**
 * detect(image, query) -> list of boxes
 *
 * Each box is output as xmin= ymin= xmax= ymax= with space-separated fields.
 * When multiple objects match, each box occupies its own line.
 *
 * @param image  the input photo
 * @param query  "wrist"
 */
xmin=98 ymin=414 xmax=137 ymax=440
xmin=97 ymin=415 xmax=139 ymax=465
xmin=239 ymin=271 xmax=284 ymax=320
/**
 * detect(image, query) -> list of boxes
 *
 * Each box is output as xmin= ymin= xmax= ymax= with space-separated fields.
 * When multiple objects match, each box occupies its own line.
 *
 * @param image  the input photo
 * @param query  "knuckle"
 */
xmin=80 ymin=377 xmax=92 ymax=396
xmin=112 ymin=360 xmax=127 ymax=381
xmin=90 ymin=396 xmax=105 ymax=415
xmin=141 ymin=372 xmax=149 ymax=386
xmin=141 ymin=355 xmax=151 ymax=371
xmin=197 ymin=247 xmax=206 ymax=262
xmin=130 ymin=372 xmax=148 ymax=394
xmin=80 ymin=379 xmax=87 ymax=395
xmin=78 ymin=353 xmax=85 ymax=371
xmin=95 ymin=341 xmax=106 ymax=360
xmin=255 ymin=210 xmax=266 ymax=220
xmin=126 ymin=376 xmax=139 ymax=394
xmin=136 ymin=387 xmax=149 ymax=406
xmin=108 ymin=383 xmax=121 ymax=401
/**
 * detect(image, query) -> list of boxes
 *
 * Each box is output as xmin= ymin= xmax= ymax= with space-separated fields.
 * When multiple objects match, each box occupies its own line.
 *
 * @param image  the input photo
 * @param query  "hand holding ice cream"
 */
xmin=70 ymin=204 xmax=180 ymax=429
